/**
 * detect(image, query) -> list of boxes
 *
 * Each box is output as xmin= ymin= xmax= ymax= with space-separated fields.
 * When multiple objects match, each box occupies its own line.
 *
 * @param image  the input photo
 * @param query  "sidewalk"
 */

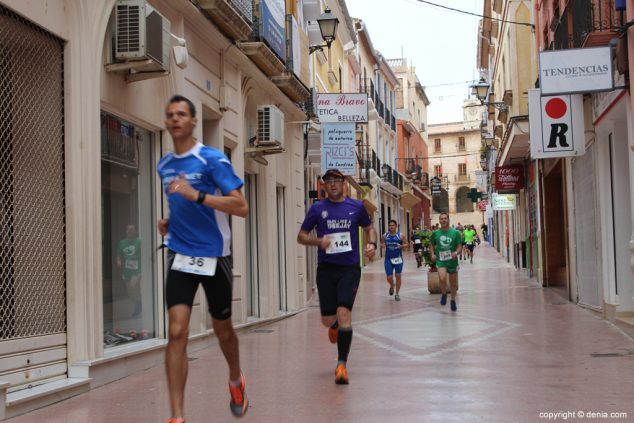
xmin=8 ymin=244 xmax=634 ymax=422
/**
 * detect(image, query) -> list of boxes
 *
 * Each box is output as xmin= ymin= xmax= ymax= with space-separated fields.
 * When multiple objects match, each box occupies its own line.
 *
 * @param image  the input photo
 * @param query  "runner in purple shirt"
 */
xmin=298 ymin=169 xmax=377 ymax=385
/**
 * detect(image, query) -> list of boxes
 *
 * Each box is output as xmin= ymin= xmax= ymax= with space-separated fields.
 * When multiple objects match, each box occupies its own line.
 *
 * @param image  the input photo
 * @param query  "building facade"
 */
xmin=389 ymin=57 xmax=432 ymax=231
xmin=480 ymin=0 xmax=634 ymax=329
xmin=0 ymin=0 xmax=314 ymax=418
xmin=428 ymin=111 xmax=485 ymax=229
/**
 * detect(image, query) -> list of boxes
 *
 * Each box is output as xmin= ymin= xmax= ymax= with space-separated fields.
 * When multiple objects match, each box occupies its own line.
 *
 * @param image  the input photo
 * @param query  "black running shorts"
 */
xmin=316 ymin=264 xmax=361 ymax=316
xmin=166 ymin=250 xmax=233 ymax=320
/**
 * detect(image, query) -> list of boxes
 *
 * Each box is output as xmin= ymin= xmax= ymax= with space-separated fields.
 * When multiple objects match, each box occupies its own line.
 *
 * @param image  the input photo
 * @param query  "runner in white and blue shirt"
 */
xmin=158 ymin=95 xmax=249 ymax=421
xmin=381 ymin=219 xmax=404 ymax=301
xmin=157 ymin=142 xmax=242 ymax=257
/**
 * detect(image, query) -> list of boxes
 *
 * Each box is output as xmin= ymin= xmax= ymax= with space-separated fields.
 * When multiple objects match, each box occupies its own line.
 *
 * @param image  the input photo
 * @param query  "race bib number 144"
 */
xmin=326 ymin=232 xmax=353 ymax=254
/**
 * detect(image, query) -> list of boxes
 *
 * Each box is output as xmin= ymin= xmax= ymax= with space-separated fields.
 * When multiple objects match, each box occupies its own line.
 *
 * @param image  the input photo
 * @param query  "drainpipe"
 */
xmin=627 ymin=0 xmax=634 ymax=301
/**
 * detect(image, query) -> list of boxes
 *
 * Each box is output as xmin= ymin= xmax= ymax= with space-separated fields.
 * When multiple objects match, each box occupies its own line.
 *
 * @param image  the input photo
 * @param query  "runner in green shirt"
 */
xmin=429 ymin=212 xmax=462 ymax=312
xmin=463 ymin=225 xmax=477 ymax=264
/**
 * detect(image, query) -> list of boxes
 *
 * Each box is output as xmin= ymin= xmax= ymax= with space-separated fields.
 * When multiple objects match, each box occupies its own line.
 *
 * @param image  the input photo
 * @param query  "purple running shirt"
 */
xmin=300 ymin=197 xmax=372 ymax=266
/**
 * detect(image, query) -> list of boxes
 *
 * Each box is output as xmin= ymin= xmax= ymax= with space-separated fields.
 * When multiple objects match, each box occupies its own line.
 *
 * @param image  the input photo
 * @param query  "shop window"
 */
xmin=101 ymin=112 xmax=157 ymax=347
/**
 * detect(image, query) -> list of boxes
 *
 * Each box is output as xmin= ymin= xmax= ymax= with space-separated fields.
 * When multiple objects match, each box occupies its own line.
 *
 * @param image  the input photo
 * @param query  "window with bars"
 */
xmin=458 ymin=163 xmax=467 ymax=176
xmin=434 ymin=138 xmax=441 ymax=153
xmin=458 ymin=137 xmax=466 ymax=151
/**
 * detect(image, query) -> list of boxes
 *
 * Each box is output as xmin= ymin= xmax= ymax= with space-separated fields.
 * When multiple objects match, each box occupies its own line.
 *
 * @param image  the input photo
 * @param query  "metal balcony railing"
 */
xmin=553 ymin=9 xmax=569 ymax=50
xmin=376 ymin=98 xmax=384 ymax=121
xmin=418 ymin=171 xmax=429 ymax=188
xmin=455 ymin=174 xmax=470 ymax=183
xmin=382 ymin=163 xmax=404 ymax=191
xmin=233 ymin=0 xmax=253 ymax=22
xmin=572 ymin=0 xmax=621 ymax=48
xmin=357 ymin=145 xmax=380 ymax=186
xmin=404 ymin=158 xmax=416 ymax=175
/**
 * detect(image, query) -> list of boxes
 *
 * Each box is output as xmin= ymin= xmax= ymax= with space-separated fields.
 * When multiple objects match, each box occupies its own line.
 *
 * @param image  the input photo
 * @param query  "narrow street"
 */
xmin=9 ymin=244 xmax=634 ymax=423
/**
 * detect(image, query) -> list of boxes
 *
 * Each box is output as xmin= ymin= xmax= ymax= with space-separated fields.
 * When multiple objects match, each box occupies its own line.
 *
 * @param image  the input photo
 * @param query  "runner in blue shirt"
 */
xmin=157 ymin=95 xmax=249 ymax=423
xmin=297 ymin=168 xmax=377 ymax=385
xmin=381 ymin=220 xmax=405 ymax=301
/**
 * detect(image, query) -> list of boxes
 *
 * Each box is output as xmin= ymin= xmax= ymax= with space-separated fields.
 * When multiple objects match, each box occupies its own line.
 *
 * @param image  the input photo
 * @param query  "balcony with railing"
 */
xmin=237 ymin=4 xmax=286 ymax=76
xmin=572 ymin=0 xmax=621 ymax=48
xmin=357 ymin=145 xmax=380 ymax=187
xmin=404 ymin=158 xmax=416 ymax=176
xmin=381 ymin=163 xmax=404 ymax=194
xmin=199 ymin=0 xmax=253 ymax=41
xmin=454 ymin=174 xmax=471 ymax=184
xmin=404 ymin=161 xmax=429 ymax=189
xmin=359 ymin=78 xmax=378 ymax=120
xmin=269 ymin=14 xmax=311 ymax=102
xmin=553 ymin=9 xmax=569 ymax=50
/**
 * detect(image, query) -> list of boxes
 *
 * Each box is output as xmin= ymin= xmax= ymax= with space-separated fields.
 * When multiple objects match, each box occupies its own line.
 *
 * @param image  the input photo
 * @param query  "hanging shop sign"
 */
xmin=492 ymin=193 xmax=517 ymax=211
xmin=321 ymin=123 xmax=356 ymax=175
xmin=477 ymin=200 xmax=488 ymax=212
xmin=316 ymin=93 xmax=368 ymax=123
xmin=539 ymin=46 xmax=613 ymax=95
xmin=528 ymin=89 xmax=585 ymax=159
xmin=430 ymin=176 xmax=442 ymax=196
xmin=495 ymin=165 xmax=524 ymax=191
xmin=260 ymin=0 xmax=286 ymax=61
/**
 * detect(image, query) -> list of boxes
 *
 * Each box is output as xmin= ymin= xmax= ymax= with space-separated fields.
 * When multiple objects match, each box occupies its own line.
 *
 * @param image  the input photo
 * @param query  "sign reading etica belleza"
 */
xmin=316 ymin=93 xmax=368 ymax=123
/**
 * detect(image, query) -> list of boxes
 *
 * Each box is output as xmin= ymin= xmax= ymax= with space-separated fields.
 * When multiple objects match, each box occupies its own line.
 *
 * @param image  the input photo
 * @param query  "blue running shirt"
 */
xmin=300 ymin=198 xmax=372 ymax=266
xmin=384 ymin=232 xmax=403 ymax=260
xmin=157 ymin=143 xmax=243 ymax=257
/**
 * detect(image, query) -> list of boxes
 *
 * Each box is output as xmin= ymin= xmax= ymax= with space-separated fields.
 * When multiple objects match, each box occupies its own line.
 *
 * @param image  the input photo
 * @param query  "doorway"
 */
xmin=245 ymin=174 xmax=259 ymax=317
xmin=276 ymin=186 xmax=288 ymax=312
xmin=541 ymin=160 xmax=569 ymax=295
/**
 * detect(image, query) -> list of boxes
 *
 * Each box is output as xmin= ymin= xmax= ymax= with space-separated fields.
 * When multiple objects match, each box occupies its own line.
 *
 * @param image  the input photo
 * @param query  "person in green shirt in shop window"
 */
xmin=117 ymin=224 xmax=142 ymax=317
xmin=429 ymin=213 xmax=462 ymax=312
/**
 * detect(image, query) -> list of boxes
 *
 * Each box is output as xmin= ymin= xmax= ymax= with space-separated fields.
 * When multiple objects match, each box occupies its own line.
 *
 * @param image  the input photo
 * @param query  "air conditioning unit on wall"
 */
xmin=257 ymin=105 xmax=284 ymax=148
xmin=112 ymin=0 xmax=171 ymax=74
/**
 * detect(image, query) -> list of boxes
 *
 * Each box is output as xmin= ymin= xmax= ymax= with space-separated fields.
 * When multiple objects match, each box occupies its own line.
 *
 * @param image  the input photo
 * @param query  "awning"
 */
xmin=400 ymin=191 xmax=421 ymax=209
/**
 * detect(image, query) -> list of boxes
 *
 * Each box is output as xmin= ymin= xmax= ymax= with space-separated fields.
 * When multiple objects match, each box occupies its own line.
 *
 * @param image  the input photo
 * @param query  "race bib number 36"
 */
xmin=326 ymin=232 xmax=353 ymax=254
xmin=439 ymin=250 xmax=453 ymax=261
xmin=172 ymin=253 xmax=217 ymax=276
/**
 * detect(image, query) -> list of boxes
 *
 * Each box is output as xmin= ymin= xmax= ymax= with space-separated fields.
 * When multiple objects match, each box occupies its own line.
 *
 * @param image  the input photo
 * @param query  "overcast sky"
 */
xmin=344 ymin=0 xmax=484 ymax=124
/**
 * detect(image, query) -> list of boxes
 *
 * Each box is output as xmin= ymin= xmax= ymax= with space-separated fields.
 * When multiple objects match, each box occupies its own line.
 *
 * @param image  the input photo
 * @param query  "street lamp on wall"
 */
xmin=470 ymin=78 xmax=508 ymax=112
xmin=381 ymin=163 xmax=390 ymax=179
xmin=309 ymin=7 xmax=339 ymax=54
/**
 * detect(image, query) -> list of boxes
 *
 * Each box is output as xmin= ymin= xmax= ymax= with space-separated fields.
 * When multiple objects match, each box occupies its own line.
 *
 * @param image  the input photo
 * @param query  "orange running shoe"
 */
xmin=335 ymin=363 xmax=349 ymax=385
xmin=228 ymin=373 xmax=249 ymax=417
xmin=328 ymin=325 xmax=338 ymax=343
xmin=167 ymin=418 xmax=185 ymax=423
